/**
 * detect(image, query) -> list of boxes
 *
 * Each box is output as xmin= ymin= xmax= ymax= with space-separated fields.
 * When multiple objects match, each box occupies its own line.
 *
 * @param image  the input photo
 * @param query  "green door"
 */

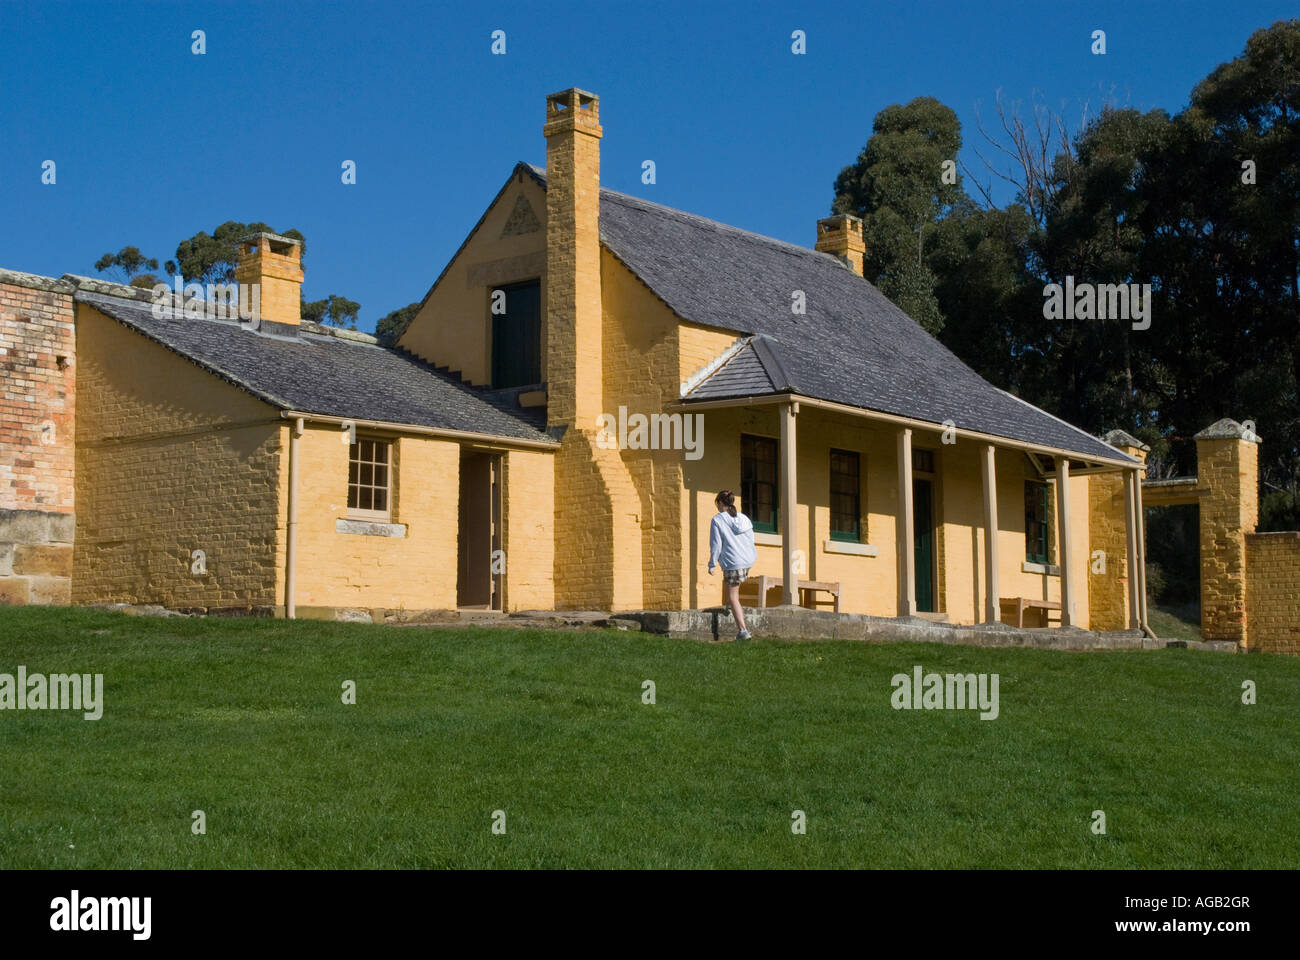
xmin=913 ymin=478 xmax=934 ymax=613
xmin=491 ymin=280 xmax=542 ymax=388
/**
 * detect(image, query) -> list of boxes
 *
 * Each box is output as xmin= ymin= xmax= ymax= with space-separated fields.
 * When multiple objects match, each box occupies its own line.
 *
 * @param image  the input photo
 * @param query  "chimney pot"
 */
xmin=233 ymin=231 xmax=304 ymax=328
xmin=815 ymin=214 xmax=865 ymax=276
xmin=544 ymin=88 xmax=602 ymax=139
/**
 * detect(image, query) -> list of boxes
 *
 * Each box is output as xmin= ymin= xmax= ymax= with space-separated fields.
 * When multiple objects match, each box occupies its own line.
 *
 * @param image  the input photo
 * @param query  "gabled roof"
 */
xmin=77 ymin=290 xmax=554 ymax=445
xmin=685 ymin=335 xmax=792 ymax=398
xmin=523 ymin=163 xmax=1134 ymax=465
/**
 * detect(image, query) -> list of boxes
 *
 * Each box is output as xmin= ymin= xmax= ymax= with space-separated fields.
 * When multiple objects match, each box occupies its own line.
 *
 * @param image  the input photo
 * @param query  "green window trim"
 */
xmin=829 ymin=448 xmax=862 ymax=542
xmin=1025 ymin=480 xmax=1051 ymax=565
xmin=740 ymin=434 xmax=779 ymax=534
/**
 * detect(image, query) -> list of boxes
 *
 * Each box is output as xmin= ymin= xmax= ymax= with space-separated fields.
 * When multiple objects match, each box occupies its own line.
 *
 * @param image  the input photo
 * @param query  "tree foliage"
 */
xmin=96 ymin=224 xmax=367 ymax=330
xmin=302 ymin=294 xmax=361 ymax=330
xmin=833 ymin=18 xmax=1300 ymax=525
xmin=94 ymin=246 xmax=158 ymax=283
xmin=374 ymin=301 xmax=421 ymax=346
xmin=832 ymin=97 xmax=964 ymax=334
xmin=171 ymin=221 xmax=306 ymax=286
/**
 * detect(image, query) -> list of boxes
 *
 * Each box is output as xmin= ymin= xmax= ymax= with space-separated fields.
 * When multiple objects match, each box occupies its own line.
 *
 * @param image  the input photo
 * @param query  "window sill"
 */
xmin=753 ymin=531 xmax=782 ymax=547
xmin=337 ymin=518 xmax=406 ymax=538
xmin=1022 ymin=560 xmax=1059 ymax=576
xmin=823 ymin=539 xmax=878 ymax=557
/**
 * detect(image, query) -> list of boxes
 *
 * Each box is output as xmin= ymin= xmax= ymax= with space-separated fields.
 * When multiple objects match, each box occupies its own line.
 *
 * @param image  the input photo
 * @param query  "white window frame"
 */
xmin=347 ymin=436 xmax=393 ymax=522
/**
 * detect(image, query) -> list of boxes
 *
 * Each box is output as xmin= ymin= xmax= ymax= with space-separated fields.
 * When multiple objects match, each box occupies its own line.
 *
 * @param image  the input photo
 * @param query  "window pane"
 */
xmin=739 ymin=435 xmax=779 ymax=531
xmin=492 ymin=280 xmax=542 ymax=388
xmin=347 ymin=439 xmax=393 ymax=516
xmin=1025 ymin=481 xmax=1049 ymax=562
xmin=830 ymin=449 xmax=860 ymax=539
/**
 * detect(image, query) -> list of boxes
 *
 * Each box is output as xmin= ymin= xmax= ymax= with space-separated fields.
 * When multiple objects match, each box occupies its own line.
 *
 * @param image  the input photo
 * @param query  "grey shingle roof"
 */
xmin=76 ymin=290 xmax=554 ymax=445
xmin=686 ymin=335 xmax=787 ymax=397
xmin=524 ymin=163 xmax=1133 ymax=465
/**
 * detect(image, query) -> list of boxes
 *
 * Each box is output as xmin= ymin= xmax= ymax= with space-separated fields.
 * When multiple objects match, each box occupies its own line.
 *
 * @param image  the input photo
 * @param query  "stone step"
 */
xmin=913 ymin=612 xmax=950 ymax=624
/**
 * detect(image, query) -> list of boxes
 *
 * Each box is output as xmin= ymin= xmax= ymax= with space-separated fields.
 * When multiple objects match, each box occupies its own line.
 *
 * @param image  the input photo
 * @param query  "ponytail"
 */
xmin=716 ymin=489 xmax=737 ymax=517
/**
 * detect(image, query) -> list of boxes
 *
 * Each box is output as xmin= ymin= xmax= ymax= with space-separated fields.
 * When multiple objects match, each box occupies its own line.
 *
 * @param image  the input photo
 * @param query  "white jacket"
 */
xmin=709 ymin=511 xmax=757 ymax=572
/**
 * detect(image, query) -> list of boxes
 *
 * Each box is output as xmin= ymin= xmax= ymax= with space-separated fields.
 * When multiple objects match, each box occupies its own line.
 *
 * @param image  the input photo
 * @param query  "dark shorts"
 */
xmin=723 ymin=567 xmax=750 ymax=586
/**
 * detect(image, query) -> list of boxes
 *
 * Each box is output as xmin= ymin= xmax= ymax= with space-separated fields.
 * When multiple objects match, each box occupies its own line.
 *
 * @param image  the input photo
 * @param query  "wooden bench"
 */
xmin=999 ymin=597 xmax=1062 ymax=628
xmin=740 ymin=575 xmax=841 ymax=613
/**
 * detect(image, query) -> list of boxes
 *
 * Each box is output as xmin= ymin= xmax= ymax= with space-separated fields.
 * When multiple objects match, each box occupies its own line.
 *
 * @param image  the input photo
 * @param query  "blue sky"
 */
xmin=2 ymin=0 xmax=1295 ymax=332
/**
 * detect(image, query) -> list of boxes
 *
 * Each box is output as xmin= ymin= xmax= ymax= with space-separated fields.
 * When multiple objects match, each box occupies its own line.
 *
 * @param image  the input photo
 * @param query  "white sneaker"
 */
xmin=736 ymin=630 xmax=752 ymax=642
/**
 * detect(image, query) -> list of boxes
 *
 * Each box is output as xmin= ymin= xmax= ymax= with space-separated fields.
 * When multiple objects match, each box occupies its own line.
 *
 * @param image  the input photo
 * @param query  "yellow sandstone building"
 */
xmin=16 ymin=86 xmax=1286 ymax=642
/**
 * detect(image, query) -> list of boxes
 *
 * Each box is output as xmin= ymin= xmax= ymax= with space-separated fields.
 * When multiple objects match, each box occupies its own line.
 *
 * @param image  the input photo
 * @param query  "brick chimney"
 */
xmin=816 ymin=214 xmax=865 ymax=276
xmin=543 ymin=88 xmax=603 ymax=428
xmin=540 ymin=88 xmax=643 ymax=611
xmin=233 ymin=233 xmax=303 ymax=328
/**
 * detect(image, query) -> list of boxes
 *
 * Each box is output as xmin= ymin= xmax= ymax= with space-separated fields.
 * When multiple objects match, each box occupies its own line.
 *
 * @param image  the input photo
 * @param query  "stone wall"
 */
xmin=0 ymin=271 xmax=76 ymax=605
xmin=1088 ymin=472 xmax=1130 ymax=631
xmin=283 ymin=424 xmax=461 ymax=613
xmin=1245 ymin=532 xmax=1300 ymax=654
xmin=1088 ymin=433 xmax=1148 ymax=632
xmin=72 ymin=303 xmax=283 ymax=611
xmin=1195 ymin=423 xmax=1259 ymax=644
xmin=502 ymin=447 xmax=555 ymax=610
xmin=1140 ymin=418 xmax=1299 ymax=653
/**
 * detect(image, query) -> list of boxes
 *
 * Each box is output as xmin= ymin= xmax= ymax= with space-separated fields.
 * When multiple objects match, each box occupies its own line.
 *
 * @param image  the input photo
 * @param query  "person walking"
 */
xmin=708 ymin=489 xmax=757 ymax=642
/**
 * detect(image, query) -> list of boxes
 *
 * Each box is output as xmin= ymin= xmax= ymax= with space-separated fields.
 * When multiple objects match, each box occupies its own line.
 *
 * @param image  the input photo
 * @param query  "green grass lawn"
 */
xmin=1 ymin=606 xmax=1296 ymax=869
xmin=1149 ymin=603 xmax=1205 ymax=643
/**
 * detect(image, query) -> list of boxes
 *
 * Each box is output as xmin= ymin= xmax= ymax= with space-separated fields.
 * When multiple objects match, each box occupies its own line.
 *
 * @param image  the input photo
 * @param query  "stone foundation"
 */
xmin=0 ymin=508 xmax=74 ymax=605
xmin=621 ymin=607 xmax=1231 ymax=652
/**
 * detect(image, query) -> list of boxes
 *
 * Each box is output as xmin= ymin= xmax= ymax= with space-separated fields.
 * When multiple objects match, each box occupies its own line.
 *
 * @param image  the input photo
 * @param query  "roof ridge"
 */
xmin=526 ymin=162 xmax=839 ymax=265
xmin=300 ymin=320 xmax=379 ymax=346
xmin=62 ymin=273 xmax=159 ymax=303
xmin=599 ymin=190 xmax=829 ymax=262
xmin=749 ymin=334 xmax=794 ymax=392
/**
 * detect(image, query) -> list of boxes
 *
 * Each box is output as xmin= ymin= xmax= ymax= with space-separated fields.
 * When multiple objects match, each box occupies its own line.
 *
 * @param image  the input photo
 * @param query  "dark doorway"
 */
xmin=1144 ymin=503 xmax=1200 ymax=623
xmin=913 ymin=477 xmax=935 ymax=613
xmin=457 ymin=451 xmax=503 ymax=609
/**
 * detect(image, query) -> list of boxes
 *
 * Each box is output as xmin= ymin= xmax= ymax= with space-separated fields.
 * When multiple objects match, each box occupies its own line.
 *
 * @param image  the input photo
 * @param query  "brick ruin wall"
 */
xmin=0 ymin=272 xmax=76 ymax=605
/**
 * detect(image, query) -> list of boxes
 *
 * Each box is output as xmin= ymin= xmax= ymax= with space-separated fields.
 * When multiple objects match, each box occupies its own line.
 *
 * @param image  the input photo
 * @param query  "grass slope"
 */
xmin=1149 ymin=604 xmax=1205 ymax=643
xmin=1 ymin=606 xmax=1296 ymax=869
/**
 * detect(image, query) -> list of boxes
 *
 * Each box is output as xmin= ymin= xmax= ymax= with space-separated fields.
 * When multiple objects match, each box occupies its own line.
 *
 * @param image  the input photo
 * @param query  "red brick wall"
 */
xmin=0 ymin=271 xmax=76 ymax=605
